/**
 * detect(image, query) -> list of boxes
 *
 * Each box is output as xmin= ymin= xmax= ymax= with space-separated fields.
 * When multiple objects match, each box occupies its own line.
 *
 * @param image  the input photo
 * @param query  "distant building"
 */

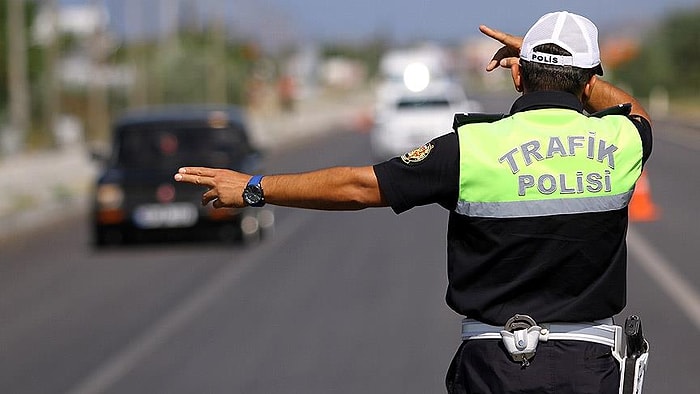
xmin=33 ymin=3 xmax=129 ymax=90
xmin=33 ymin=3 xmax=110 ymax=44
xmin=321 ymin=57 xmax=367 ymax=90
xmin=379 ymin=44 xmax=454 ymax=82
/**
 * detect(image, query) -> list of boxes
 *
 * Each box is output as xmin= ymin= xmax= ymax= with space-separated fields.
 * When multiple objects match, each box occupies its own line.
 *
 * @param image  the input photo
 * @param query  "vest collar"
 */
xmin=509 ymin=91 xmax=584 ymax=115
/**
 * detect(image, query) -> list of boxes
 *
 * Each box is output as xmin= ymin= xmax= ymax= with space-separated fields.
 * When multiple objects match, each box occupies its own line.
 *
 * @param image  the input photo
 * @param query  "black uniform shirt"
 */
xmin=373 ymin=91 xmax=652 ymax=324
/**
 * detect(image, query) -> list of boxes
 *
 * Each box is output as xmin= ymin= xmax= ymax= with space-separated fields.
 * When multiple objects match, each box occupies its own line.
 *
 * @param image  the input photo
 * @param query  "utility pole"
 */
xmin=152 ymin=0 xmax=181 ymax=105
xmin=86 ymin=0 xmax=110 ymax=142
xmin=6 ymin=0 xmax=31 ymax=153
xmin=42 ymin=0 xmax=60 ymax=147
xmin=207 ymin=1 xmax=227 ymax=104
xmin=125 ymin=0 xmax=148 ymax=108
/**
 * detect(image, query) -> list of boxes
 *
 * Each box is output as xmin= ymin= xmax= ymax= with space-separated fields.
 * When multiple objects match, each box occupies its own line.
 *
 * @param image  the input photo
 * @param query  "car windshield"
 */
xmin=115 ymin=122 xmax=250 ymax=170
xmin=396 ymin=98 xmax=450 ymax=109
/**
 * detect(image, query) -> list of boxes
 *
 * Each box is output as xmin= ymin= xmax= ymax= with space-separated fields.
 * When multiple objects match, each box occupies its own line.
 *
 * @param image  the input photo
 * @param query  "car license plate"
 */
xmin=133 ymin=203 xmax=198 ymax=229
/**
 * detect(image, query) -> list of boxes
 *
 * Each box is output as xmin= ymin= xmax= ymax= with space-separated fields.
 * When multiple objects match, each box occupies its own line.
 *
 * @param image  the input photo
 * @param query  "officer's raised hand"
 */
xmin=479 ymin=25 xmax=523 ymax=71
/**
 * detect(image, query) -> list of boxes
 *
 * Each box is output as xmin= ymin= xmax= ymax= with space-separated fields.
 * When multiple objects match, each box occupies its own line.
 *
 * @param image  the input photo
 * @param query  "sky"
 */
xmin=61 ymin=0 xmax=700 ymax=46
xmin=265 ymin=0 xmax=700 ymax=43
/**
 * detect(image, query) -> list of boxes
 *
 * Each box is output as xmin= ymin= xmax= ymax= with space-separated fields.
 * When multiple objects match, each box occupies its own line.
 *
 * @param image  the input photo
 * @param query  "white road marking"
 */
xmin=67 ymin=218 xmax=700 ymax=393
xmin=627 ymin=226 xmax=700 ymax=331
xmin=66 ymin=212 xmax=312 ymax=394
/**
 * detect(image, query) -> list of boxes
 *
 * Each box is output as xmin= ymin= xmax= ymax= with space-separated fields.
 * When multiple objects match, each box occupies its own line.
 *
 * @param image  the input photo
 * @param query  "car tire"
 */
xmin=93 ymin=227 xmax=123 ymax=248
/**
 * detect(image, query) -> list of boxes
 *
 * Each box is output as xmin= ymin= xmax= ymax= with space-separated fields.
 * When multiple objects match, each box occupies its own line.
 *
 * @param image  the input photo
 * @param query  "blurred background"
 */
xmin=1 ymin=1 xmax=699 ymax=393
xmin=1 ymin=0 xmax=699 ymax=153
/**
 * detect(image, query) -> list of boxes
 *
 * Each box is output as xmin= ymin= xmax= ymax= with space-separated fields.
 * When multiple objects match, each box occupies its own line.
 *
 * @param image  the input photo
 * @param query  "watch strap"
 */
xmin=247 ymin=175 xmax=264 ymax=187
xmin=244 ymin=175 xmax=266 ymax=207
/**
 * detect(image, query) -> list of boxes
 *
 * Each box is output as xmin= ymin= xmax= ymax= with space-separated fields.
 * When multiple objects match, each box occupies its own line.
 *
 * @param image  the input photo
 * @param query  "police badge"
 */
xmin=401 ymin=142 xmax=434 ymax=165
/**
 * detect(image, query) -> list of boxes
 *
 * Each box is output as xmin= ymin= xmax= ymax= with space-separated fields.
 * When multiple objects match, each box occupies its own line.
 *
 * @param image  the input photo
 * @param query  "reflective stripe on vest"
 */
xmin=456 ymin=109 xmax=643 ymax=218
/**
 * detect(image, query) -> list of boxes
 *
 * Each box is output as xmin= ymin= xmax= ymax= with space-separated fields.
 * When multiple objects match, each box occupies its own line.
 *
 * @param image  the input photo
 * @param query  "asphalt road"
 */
xmin=620 ymin=116 xmax=700 ymax=393
xmin=1 ymin=95 xmax=698 ymax=393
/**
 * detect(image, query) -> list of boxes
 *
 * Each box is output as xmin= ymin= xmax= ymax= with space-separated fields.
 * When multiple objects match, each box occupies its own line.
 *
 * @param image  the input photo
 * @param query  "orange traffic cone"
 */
xmin=629 ymin=170 xmax=660 ymax=222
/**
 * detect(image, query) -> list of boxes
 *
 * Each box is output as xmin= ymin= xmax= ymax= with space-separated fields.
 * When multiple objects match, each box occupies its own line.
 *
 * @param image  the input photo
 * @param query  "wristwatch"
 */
xmin=242 ymin=175 xmax=266 ymax=207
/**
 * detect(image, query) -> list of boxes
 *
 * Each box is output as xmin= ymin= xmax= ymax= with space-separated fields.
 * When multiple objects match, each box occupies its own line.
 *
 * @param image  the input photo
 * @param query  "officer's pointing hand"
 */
xmin=174 ymin=167 xmax=249 ymax=208
xmin=479 ymin=25 xmax=523 ymax=71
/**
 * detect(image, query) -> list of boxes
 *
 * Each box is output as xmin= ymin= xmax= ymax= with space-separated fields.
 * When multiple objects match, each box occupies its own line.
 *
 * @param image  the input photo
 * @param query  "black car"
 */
xmin=92 ymin=105 xmax=274 ymax=246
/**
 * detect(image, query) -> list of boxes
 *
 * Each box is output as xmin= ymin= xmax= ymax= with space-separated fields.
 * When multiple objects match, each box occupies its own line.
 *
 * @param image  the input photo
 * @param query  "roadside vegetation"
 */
xmin=614 ymin=8 xmax=700 ymax=100
xmin=1 ymin=1 xmax=698 ymax=152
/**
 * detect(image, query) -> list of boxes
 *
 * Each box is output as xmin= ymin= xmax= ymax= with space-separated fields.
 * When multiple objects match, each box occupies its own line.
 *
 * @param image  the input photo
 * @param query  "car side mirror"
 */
xmin=89 ymin=142 xmax=111 ymax=164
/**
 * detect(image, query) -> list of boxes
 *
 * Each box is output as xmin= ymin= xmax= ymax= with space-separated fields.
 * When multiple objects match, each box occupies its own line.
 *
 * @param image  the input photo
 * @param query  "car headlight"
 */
xmin=403 ymin=62 xmax=430 ymax=92
xmin=96 ymin=184 xmax=124 ymax=209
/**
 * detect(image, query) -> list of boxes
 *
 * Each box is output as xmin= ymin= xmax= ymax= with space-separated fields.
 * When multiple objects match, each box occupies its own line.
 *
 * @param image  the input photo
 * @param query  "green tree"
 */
xmin=616 ymin=7 xmax=700 ymax=98
xmin=109 ymin=29 xmax=260 ymax=108
xmin=0 ymin=0 xmax=43 ymax=114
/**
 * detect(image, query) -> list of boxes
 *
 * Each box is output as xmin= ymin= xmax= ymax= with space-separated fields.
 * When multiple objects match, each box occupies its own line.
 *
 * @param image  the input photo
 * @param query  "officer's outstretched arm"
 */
xmin=175 ymin=166 xmax=388 ymax=210
xmin=583 ymin=77 xmax=652 ymax=125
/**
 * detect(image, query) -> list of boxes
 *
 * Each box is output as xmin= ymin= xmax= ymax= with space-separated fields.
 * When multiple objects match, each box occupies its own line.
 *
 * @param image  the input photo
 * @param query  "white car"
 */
xmin=370 ymin=78 xmax=481 ymax=160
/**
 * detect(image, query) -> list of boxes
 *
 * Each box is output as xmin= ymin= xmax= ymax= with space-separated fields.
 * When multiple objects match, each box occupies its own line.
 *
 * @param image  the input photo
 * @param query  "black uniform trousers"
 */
xmin=446 ymin=339 xmax=620 ymax=393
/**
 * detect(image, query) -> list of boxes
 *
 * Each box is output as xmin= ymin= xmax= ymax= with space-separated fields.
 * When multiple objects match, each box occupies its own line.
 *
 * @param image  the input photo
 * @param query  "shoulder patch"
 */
xmin=401 ymin=142 xmax=434 ymax=165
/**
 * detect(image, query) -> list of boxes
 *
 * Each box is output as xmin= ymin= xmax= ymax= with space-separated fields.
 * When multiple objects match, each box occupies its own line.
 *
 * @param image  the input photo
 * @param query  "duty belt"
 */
xmin=461 ymin=314 xmax=623 ymax=367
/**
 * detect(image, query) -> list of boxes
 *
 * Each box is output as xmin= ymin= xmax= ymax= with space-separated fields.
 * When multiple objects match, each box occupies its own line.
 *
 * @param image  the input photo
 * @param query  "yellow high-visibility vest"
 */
xmin=455 ymin=108 xmax=643 ymax=218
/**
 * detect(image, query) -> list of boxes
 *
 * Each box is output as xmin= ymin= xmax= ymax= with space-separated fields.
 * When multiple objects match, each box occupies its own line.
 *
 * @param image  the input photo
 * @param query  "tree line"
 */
xmin=614 ymin=7 xmax=700 ymax=100
xmin=2 ymin=1 xmax=698 ymax=152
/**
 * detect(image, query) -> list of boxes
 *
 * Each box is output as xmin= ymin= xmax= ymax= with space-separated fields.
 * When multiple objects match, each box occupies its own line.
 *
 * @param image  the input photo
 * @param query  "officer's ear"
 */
xmin=582 ymin=75 xmax=597 ymax=103
xmin=511 ymin=62 xmax=523 ymax=93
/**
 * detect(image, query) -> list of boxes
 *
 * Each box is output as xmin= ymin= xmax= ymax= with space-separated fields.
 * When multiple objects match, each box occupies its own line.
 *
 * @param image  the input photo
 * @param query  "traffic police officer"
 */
xmin=175 ymin=11 xmax=652 ymax=394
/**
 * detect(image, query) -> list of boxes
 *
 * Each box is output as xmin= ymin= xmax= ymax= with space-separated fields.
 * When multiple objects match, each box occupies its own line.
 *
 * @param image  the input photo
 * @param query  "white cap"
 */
xmin=520 ymin=11 xmax=603 ymax=75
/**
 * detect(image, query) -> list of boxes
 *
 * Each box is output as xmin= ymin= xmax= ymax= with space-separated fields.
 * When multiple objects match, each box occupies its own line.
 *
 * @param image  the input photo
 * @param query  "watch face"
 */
xmin=243 ymin=184 xmax=264 ymax=206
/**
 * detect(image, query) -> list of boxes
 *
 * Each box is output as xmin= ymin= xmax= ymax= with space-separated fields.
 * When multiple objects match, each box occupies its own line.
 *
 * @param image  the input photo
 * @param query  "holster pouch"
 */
xmin=500 ymin=314 xmax=541 ymax=367
xmin=619 ymin=315 xmax=650 ymax=394
xmin=619 ymin=352 xmax=649 ymax=394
